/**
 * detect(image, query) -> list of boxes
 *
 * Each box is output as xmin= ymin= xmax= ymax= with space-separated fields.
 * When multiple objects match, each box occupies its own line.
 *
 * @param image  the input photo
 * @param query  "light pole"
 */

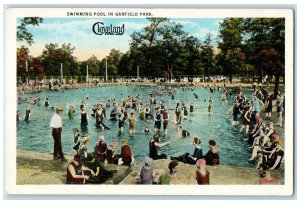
xmin=60 ymin=63 xmax=63 ymax=84
xmin=105 ymin=59 xmax=108 ymax=82
xmin=86 ymin=64 xmax=89 ymax=85
xmin=25 ymin=60 xmax=28 ymax=85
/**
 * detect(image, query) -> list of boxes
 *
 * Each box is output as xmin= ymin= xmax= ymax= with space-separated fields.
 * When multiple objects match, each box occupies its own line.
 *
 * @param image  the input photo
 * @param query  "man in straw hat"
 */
xmin=50 ymin=106 xmax=67 ymax=162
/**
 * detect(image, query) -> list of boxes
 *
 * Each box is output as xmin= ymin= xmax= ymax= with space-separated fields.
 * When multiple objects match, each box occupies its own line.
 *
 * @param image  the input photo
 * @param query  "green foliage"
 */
xmin=17 ymin=17 xmax=43 ymax=46
xmin=17 ymin=46 xmax=30 ymax=77
xmin=81 ymin=55 xmax=101 ymax=76
xmin=16 ymin=16 xmax=285 ymax=91
xmin=217 ymin=18 xmax=246 ymax=81
xmin=129 ymin=18 xmax=202 ymax=80
xmin=200 ymin=33 xmax=215 ymax=79
xmin=42 ymin=43 xmax=77 ymax=77
xmin=106 ymin=49 xmax=123 ymax=76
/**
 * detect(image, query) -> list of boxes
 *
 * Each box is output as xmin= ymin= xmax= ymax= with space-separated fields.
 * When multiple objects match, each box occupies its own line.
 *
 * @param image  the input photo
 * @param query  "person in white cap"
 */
xmin=94 ymin=135 xmax=107 ymax=162
xmin=50 ymin=106 xmax=67 ymax=162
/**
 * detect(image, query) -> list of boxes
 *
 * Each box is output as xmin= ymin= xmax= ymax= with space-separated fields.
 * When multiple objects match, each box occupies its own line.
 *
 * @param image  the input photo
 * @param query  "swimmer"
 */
xmin=275 ymin=94 xmax=283 ymax=127
xmin=240 ymin=106 xmax=252 ymax=135
xmin=175 ymin=102 xmax=181 ymax=124
xmin=143 ymin=126 xmax=153 ymax=134
xmin=17 ymin=110 xmax=20 ymax=122
xmin=193 ymin=92 xmax=199 ymax=99
xmin=208 ymin=101 xmax=212 ymax=116
xmin=68 ymin=105 xmax=75 ymax=120
xmin=24 ymin=105 xmax=31 ymax=121
xmin=44 ymin=98 xmax=50 ymax=107
xmin=80 ymin=100 xmax=85 ymax=111
xmin=72 ymin=127 xmax=82 ymax=153
xmin=118 ymin=109 xmax=125 ymax=132
xmin=145 ymin=105 xmax=151 ymax=121
xmin=231 ymin=102 xmax=240 ymax=126
xmin=221 ymin=92 xmax=227 ymax=104
xmin=182 ymin=104 xmax=188 ymax=119
xmin=80 ymin=108 xmax=89 ymax=133
xmin=162 ymin=108 xmax=169 ymax=135
xmin=139 ymin=104 xmax=145 ymax=121
xmin=154 ymin=107 xmax=162 ymax=133
xmin=182 ymin=129 xmax=190 ymax=137
xmin=129 ymin=112 xmax=136 ymax=136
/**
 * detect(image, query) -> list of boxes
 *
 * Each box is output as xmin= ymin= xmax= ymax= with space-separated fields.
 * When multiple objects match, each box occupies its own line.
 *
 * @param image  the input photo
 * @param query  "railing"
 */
xmin=16 ymin=75 xmax=283 ymax=87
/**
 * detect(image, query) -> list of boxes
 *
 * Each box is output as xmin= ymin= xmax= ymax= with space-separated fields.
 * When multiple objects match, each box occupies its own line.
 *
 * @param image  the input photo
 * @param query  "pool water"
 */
xmin=17 ymin=85 xmax=259 ymax=167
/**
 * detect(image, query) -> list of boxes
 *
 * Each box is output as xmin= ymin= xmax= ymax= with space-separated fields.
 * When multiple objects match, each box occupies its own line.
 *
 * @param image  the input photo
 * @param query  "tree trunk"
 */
xmin=229 ymin=74 xmax=233 ymax=83
xmin=273 ymin=73 xmax=280 ymax=98
xmin=258 ymin=72 xmax=263 ymax=84
xmin=208 ymin=65 xmax=211 ymax=82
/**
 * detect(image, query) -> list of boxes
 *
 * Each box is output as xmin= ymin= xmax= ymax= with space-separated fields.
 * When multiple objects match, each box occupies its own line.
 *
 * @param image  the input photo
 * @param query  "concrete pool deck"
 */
xmin=15 ymin=150 xmax=284 ymax=185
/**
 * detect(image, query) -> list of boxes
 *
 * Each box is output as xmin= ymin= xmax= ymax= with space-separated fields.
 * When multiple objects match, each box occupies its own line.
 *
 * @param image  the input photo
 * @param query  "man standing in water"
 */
xmin=50 ymin=106 xmax=67 ymax=162
xmin=208 ymin=97 xmax=212 ymax=116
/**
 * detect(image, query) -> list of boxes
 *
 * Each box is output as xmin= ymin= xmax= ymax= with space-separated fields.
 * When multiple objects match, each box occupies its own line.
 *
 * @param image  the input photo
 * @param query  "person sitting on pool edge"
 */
xmin=149 ymin=134 xmax=170 ymax=160
xmin=83 ymin=153 xmax=118 ymax=184
xmin=66 ymin=154 xmax=94 ymax=184
xmin=106 ymin=141 xmax=119 ymax=164
xmin=94 ymin=135 xmax=107 ymax=163
xmin=139 ymin=156 xmax=165 ymax=185
xmin=170 ymin=137 xmax=202 ymax=165
xmin=258 ymin=168 xmax=280 ymax=185
xmin=116 ymin=139 xmax=134 ymax=166
xmin=203 ymin=139 xmax=220 ymax=166
xmin=195 ymin=159 xmax=210 ymax=185
xmin=160 ymin=160 xmax=180 ymax=185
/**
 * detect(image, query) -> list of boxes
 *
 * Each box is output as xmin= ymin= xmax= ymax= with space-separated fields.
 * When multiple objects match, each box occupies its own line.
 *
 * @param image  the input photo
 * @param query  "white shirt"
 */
xmin=50 ymin=113 xmax=62 ymax=128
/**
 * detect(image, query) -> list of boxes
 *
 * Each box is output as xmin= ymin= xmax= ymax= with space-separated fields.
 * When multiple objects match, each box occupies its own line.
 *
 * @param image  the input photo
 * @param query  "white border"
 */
xmin=5 ymin=8 xmax=294 ymax=196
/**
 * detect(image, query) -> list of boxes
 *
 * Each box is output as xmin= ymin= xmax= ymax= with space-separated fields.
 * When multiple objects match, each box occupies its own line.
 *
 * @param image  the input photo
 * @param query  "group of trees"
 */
xmin=17 ymin=17 xmax=285 ymax=93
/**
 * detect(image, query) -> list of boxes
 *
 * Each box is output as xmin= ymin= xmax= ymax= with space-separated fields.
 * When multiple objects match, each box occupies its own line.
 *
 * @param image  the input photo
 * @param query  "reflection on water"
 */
xmin=17 ymin=85 xmax=257 ymax=167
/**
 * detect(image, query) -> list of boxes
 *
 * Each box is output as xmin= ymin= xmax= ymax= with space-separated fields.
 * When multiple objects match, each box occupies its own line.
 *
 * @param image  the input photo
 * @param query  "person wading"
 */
xmin=50 ymin=106 xmax=67 ymax=162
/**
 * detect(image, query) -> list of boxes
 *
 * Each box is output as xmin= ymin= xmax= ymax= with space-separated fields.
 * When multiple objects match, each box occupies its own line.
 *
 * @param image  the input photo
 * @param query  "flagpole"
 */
xmin=60 ymin=63 xmax=63 ymax=83
xmin=26 ymin=60 xmax=28 ymax=85
xmin=105 ymin=59 xmax=108 ymax=82
xmin=86 ymin=64 xmax=89 ymax=85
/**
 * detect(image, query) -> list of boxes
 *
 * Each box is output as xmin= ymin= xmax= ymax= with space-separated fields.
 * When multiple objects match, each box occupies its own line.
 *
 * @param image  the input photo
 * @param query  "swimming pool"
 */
xmin=17 ymin=85 xmax=268 ymax=167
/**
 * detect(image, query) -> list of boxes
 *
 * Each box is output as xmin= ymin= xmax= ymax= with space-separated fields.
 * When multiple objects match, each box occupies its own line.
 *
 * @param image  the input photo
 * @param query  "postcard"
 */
xmin=5 ymin=8 xmax=294 ymax=195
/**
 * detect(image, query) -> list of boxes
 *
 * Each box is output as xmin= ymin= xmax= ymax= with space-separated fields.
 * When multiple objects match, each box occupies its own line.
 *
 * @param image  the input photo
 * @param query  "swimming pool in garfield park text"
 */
xmin=16 ymin=85 xmax=283 ymax=167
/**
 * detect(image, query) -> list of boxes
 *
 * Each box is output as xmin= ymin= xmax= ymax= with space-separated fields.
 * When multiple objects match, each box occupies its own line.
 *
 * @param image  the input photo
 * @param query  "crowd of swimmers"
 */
xmin=17 ymin=82 xmax=284 ymax=185
xmin=230 ymin=85 xmax=284 ymax=184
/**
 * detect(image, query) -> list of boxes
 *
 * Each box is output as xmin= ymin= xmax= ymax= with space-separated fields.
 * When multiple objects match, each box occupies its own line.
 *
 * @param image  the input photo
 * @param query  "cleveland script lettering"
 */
xmin=92 ymin=22 xmax=125 ymax=35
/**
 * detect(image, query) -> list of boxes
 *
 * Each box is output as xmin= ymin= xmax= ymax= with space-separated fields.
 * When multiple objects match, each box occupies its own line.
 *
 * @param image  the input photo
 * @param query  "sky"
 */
xmin=17 ymin=18 xmax=224 ymax=61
